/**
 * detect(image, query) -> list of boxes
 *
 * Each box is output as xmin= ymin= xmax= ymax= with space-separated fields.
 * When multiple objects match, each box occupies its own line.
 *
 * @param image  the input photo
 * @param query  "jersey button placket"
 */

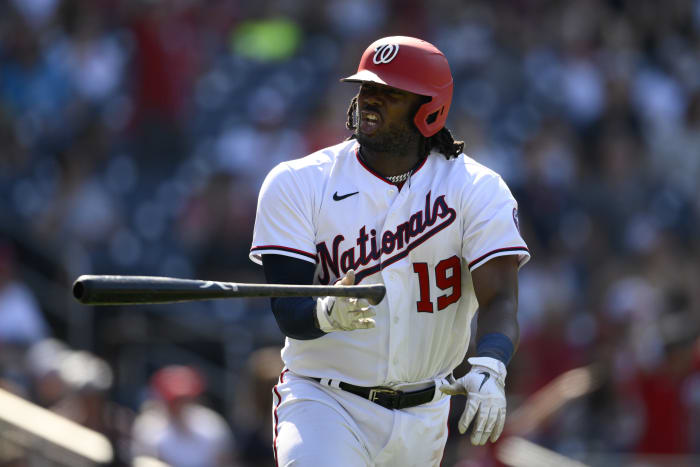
xmin=384 ymin=267 xmax=403 ymax=379
xmin=381 ymin=187 xmax=407 ymax=379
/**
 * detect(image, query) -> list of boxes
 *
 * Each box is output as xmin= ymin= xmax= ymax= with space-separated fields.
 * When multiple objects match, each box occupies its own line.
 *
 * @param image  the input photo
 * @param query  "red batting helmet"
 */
xmin=341 ymin=36 xmax=453 ymax=138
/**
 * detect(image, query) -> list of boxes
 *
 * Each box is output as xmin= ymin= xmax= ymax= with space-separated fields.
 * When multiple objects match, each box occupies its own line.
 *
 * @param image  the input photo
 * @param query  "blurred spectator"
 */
xmin=51 ymin=349 xmax=137 ymax=463
xmin=628 ymin=314 xmax=699 ymax=456
xmin=32 ymin=122 xmax=119 ymax=247
xmin=125 ymin=0 xmax=203 ymax=168
xmin=53 ymin=1 xmax=128 ymax=106
xmin=0 ymin=241 xmax=49 ymax=397
xmin=233 ymin=346 xmax=284 ymax=467
xmin=52 ymin=350 xmax=114 ymax=429
xmin=0 ymin=241 xmax=48 ymax=346
xmin=132 ymin=365 xmax=237 ymax=467
xmin=0 ymin=6 xmax=72 ymax=147
xmin=24 ymin=338 xmax=70 ymax=408
xmin=127 ymin=0 xmax=202 ymax=124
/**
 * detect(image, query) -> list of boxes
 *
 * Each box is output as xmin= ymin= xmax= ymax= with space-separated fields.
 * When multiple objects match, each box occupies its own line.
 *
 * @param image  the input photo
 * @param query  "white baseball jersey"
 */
xmin=250 ymin=139 xmax=529 ymax=387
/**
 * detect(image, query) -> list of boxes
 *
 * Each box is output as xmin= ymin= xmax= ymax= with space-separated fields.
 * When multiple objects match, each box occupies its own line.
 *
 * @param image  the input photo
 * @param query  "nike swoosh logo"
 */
xmin=478 ymin=372 xmax=490 ymax=391
xmin=333 ymin=191 xmax=359 ymax=201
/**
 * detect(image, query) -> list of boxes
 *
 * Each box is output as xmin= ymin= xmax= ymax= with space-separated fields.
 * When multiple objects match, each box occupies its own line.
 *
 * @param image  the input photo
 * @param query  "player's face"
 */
xmin=354 ymin=83 xmax=425 ymax=155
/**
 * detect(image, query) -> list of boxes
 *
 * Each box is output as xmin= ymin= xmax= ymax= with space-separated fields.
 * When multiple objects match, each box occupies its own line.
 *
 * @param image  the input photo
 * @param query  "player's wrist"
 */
xmin=476 ymin=333 xmax=514 ymax=366
xmin=315 ymin=296 xmax=336 ymax=332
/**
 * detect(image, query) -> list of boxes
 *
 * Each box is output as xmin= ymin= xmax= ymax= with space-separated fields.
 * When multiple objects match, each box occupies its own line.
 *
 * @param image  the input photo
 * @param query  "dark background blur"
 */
xmin=1 ymin=0 xmax=699 ymax=466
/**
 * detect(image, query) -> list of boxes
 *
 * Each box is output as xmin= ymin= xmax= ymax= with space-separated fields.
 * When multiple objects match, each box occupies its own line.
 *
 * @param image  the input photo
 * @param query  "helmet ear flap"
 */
xmin=413 ymin=88 xmax=452 ymax=137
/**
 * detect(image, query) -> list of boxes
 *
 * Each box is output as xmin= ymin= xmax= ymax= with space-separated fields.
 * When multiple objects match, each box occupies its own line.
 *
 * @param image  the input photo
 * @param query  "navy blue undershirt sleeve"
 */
xmin=262 ymin=254 xmax=326 ymax=340
xmin=476 ymin=333 xmax=515 ymax=366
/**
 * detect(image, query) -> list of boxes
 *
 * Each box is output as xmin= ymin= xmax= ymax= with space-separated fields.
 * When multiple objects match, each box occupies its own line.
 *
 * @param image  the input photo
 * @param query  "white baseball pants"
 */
xmin=272 ymin=370 xmax=451 ymax=467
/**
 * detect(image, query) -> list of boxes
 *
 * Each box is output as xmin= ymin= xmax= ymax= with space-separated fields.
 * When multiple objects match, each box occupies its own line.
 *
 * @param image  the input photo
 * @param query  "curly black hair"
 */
xmin=345 ymin=96 xmax=464 ymax=160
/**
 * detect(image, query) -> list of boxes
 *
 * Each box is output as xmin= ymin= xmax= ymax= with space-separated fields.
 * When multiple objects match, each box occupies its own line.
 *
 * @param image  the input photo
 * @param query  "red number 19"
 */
xmin=412 ymin=255 xmax=462 ymax=313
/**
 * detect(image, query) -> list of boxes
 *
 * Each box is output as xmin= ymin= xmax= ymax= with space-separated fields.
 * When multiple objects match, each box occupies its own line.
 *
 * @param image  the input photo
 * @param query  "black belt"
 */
xmin=313 ymin=378 xmax=435 ymax=410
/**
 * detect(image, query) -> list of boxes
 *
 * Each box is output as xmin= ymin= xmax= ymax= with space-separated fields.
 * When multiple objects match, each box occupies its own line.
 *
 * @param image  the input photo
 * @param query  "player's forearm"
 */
xmin=471 ymin=255 xmax=520 ymax=365
xmin=262 ymin=254 xmax=326 ymax=340
xmin=476 ymin=299 xmax=520 ymax=349
xmin=270 ymin=296 xmax=326 ymax=340
xmin=476 ymin=297 xmax=520 ymax=363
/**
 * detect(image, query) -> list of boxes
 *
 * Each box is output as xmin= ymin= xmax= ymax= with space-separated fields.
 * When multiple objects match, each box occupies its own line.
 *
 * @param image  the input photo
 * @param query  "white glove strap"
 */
xmin=315 ymin=296 xmax=336 ymax=333
xmin=467 ymin=356 xmax=507 ymax=386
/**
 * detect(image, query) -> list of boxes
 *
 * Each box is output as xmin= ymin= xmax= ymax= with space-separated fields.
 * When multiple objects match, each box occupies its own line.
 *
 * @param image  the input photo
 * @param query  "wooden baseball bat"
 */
xmin=72 ymin=275 xmax=386 ymax=305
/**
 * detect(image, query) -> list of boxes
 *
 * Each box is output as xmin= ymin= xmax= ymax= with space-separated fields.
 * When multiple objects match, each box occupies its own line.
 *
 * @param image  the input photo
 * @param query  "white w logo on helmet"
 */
xmin=373 ymin=44 xmax=399 ymax=64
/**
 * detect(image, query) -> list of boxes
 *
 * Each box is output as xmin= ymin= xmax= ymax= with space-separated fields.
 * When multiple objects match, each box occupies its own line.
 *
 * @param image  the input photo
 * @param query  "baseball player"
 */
xmin=250 ymin=36 xmax=530 ymax=466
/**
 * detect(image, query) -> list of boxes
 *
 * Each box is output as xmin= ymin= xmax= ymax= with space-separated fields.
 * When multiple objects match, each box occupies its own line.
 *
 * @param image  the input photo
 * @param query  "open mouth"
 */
xmin=359 ymin=110 xmax=382 ymax=135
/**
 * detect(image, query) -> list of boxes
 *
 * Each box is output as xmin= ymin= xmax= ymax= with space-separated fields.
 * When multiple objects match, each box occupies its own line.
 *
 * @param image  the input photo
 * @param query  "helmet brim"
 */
xmin=340 ymin=69 xmax=438 ymax=98
xmin=340 ymin=69 xmax=388 ymax=86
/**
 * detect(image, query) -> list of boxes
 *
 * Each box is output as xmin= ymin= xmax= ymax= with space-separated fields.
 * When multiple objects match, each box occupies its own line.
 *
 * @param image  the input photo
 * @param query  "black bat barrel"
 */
xmin=72 ymin=275 xmax=386 ymax=305
xmin=72 ymin=275 xmax=231 ymax=305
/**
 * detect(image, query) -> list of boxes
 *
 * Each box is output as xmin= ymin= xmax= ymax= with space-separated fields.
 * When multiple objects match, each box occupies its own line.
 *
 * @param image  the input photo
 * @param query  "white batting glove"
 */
xmin=315 ymin=270 xmax=376 ymax=332
xmin=439 ymin=357 xmax=507 ymax=445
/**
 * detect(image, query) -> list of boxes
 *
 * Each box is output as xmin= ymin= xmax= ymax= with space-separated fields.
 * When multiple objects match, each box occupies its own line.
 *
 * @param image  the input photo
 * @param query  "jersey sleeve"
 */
xmin=462 ymin=172 xmax=530 ymax=271
xmin=250 ymin=163 xmax=318 ymax=265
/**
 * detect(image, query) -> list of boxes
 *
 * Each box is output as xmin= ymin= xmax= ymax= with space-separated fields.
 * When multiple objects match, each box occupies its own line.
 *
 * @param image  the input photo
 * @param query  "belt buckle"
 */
xmin=368 ymin=387 xmax=398 ymax=404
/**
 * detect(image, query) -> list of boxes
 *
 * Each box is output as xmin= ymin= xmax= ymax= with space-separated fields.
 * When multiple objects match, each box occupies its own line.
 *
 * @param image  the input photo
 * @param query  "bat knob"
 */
xmin=72 ymin=275 xmax=93 ymax=303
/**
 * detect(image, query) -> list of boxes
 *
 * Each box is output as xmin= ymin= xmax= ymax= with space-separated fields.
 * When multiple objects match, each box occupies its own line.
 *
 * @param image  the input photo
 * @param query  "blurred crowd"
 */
xmin=1 ymin=0 xmax=699 ymax=465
